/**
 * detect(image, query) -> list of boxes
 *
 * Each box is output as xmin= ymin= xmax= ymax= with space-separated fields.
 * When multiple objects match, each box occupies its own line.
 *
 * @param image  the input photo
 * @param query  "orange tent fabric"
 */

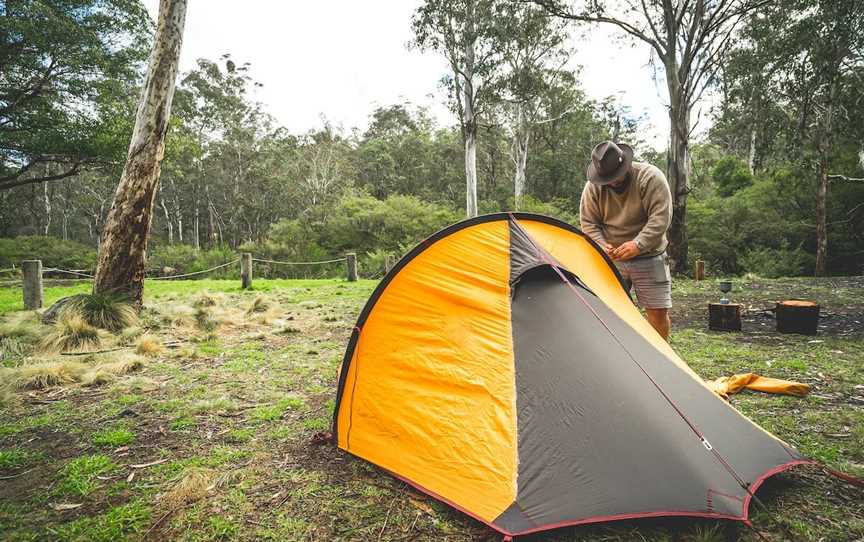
xmin=707 ymin=373 xmax=811 ymax=400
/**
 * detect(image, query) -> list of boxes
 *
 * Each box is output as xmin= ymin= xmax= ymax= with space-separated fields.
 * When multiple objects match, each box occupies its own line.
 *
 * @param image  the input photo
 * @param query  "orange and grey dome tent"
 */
xmin=331 ymin=212 xmax=813 ymax=538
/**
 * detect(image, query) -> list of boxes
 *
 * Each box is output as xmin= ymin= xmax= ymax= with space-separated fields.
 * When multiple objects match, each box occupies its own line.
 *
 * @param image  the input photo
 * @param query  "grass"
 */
xmin=64 ymin=292 xmax=138 ymax=332
xmin=0 ymin=448 xmax=41 ymax=471
xmin=39 ymin=314 xmax=102 ymax=353
xmin=92 ymin=427 xmax=135 ymax=448
xmin=0 ymin=277 xmax=860 ymax=541
xmin=135 ymin=334 xmax=163 ymax=356
xmin=57 ymin=454 xmax=119 ymax=497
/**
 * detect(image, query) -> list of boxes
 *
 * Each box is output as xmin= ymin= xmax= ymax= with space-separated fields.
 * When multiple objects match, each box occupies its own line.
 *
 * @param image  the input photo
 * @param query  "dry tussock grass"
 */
xmin=135 ymin=335 xmax=163 ymax=356
xmin=80 ymin=354 xmax=145 ymax=386
xmin=0 ymin=312 xmax=48 ymax=346
xmin=39 ymin=315 xmax=102 ymax=353
xmin=4 ymin=360 xmax=87 ymax=390
xmin=0 ymin=384 xmax=20 ymax=408
xmin=245 ymin=295 xmax=271 ymax=315
xmin=118 ymin=326 xmax=144 ymax=345
xmin=116 ymin=376 xmax=160 ymax=393
xmin=192 ymin=292 xmax=222 ymax=308
xmin=64 ymin=293 xmax=137 ymax=332
xmin=193 ymin=307 xmax=219 ymax=333
xmin=1 ymin=351 xmax=145 ymax=393
xmin=160 ymin=467 xmax=216 ymax=509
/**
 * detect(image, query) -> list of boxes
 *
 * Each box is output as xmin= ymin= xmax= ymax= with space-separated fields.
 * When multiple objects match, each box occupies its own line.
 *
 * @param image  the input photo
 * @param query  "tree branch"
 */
xmin=531 ymin=0 xmax=665 ymax=56
xmin=0 ymin=162 xmax=82 ymax=191
xmin=828 ymin=174 xmax=864 ymax=183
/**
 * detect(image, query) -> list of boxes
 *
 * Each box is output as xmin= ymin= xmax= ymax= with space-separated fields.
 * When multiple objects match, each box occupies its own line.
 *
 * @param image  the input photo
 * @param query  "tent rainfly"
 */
xmin=331 ymin=212 xmax=818 ymax=539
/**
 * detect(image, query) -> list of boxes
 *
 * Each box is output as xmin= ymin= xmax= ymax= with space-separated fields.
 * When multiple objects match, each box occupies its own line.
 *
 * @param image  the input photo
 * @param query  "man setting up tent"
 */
xmin=580 ymin=140 xmax=673 ymax=340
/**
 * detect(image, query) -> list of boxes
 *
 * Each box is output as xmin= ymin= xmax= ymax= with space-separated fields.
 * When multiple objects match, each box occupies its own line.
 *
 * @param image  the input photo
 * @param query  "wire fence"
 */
xmin=249 ymin=256 xmax=350 ymax=280
xmin=149 ymin=259 xmax=240 ymax=281
xmin=1 ymin=252 xmax=360 ymax=298
xmin=251 ymin=257 xmax=346 ymax=266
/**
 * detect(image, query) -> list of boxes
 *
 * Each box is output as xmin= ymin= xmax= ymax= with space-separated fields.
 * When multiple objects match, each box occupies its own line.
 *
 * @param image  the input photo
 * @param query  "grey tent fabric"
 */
xmin=492 ymin=263 xmax=802 ymax=533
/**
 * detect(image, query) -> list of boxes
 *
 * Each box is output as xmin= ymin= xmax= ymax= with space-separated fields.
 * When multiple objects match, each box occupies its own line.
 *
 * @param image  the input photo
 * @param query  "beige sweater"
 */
xmin=579 ymin=162 xmax=672 ymax=257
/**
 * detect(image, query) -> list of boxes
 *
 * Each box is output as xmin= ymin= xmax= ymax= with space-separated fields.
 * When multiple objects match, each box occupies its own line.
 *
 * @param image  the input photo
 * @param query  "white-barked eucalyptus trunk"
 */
xmin=93 ymin=0 xmax=187 ymax=305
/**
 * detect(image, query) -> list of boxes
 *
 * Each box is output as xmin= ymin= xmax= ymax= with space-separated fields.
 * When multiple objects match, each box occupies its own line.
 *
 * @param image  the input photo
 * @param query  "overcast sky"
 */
xmin=143 ymin=1 xmax=678 ymax=150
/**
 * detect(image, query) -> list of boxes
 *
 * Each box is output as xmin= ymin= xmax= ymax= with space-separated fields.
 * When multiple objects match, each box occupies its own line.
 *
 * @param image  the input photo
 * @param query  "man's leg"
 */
xmin=645 ymin=308 xmax=670 ymax=341
xmin=627 ymin=254 xmax=672 ymax=341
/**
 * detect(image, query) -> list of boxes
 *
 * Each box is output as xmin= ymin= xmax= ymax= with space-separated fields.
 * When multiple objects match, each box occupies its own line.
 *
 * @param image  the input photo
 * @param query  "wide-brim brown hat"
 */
xmin=587 ymin=141 xmax=634 ymax=185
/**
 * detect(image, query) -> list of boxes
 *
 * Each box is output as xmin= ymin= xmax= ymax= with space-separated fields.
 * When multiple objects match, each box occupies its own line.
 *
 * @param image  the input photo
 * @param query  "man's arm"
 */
xmin=633 ymin=169 xmax=672 ymax=253
xmin=579 ymin=183 xmax=608 ymax=248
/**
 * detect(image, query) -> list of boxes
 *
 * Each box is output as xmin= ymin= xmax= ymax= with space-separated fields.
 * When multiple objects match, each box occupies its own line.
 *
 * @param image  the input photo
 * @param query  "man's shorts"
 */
xmin=613 ymin=252 xmax=672 ymax=310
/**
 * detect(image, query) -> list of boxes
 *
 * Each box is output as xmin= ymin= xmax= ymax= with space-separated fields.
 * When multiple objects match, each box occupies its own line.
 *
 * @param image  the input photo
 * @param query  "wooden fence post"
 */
xmin=241 ymin=253 xmax=252 ymax=289
xmin=384 ymin=254 xmax=395 ymax=274
xmin=22 ymin=260 xmax=43 ymax=310
xmin=346 ymin=253 xmax=358 ymax=282
xmin=695 ymin=260 xmax=705 ymax=281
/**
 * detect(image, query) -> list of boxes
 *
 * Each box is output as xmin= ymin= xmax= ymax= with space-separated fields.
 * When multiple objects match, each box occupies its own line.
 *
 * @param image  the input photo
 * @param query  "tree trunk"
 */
xmin=462 ymin=0 xmax=479 ymax=218
xmin=92 ymin=0 xmax=187 ymax=305
xmin=159 ymin=191 xmax=174 ymax=244
xmin=814 ymin=77 xmax=838 ymax=277
xmin=513 ymin=105 xmax=530 ymax=210
xmin=193 ymin=182 xmax=201 ymax=250
xmin=748 ymin=128 xmax=757 ymax=175
xmin=815 ymin=149 xmax=829 ymax=276
xmin=43 ymin=179 xmax=51 ymax=235
xmin=665 ymin=70 xmax=691 ymax=274
xmin=169 ymin=176 xmax=183 ymax=243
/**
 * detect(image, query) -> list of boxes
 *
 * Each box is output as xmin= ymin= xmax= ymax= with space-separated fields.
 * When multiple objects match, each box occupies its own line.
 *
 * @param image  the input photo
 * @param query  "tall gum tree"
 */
xmin=534 ymin=0 xmax=767 ymax=272
xmin=490 ymin=1 xmax=570 ymax=209
xmin=93 ymin=0 xmax=187 ymax=305
xmin=412 ymin=0 xmax=499 ymax=217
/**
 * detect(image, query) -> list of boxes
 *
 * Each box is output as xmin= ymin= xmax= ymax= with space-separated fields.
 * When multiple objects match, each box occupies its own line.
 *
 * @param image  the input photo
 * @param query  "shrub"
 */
xmin=147 ymin=245 xmax=238 ymax=278
xmin=712 ymin=156 xmax=753 ymax=197
xmin=0 ymin=236 xmax=96 ymax=270
xmin=739 ymin=246 xmax=814 ymax=278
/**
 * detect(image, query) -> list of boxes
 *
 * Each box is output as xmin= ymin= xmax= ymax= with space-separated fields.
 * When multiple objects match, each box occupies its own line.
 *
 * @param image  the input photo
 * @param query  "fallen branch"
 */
xmin=0 ymin=468 xmax=34 ymax=480
xmin=129 ymin=458 xmax=169 ymax=469
xmin=60 ymin=347 xmax=128 ymax=356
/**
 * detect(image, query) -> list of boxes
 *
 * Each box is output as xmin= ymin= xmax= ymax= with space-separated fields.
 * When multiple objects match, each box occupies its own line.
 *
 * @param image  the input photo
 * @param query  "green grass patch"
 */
xmin=225 ymin=428 xmax=254 ymax=444
xmin=91 ymin=427 xmax=134 ymax=448
xmin=169 ymin=416 xmax=196 ymax=431
xmin=57 ymin=455 xmax=118 ymax=497
xmin=250 ymin=396 xmax=305 ymax=423
xmin=52 ymin=501 xmax=151 ymax=542
xmin=0 ymin=448 xmax=41 ymax=471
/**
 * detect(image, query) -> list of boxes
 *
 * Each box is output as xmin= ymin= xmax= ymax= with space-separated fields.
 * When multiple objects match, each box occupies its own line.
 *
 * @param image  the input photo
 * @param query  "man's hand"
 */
xmin=610 ymin=240 xmax=640 ymax=261
xmin=602 ymin=242 xmax=614 ymax=254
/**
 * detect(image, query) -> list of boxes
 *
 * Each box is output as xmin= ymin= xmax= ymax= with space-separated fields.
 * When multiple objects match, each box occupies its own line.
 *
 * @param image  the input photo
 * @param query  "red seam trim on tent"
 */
xmin=345 ymin=326 xmax=362 ymax=449
xmin=373 ymin=455 xmax=812 ymax=537
xmin=509 ymin=459 xmax=812 ymax=536
xmin=740 ymin=460 xmax=814 ymax=519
